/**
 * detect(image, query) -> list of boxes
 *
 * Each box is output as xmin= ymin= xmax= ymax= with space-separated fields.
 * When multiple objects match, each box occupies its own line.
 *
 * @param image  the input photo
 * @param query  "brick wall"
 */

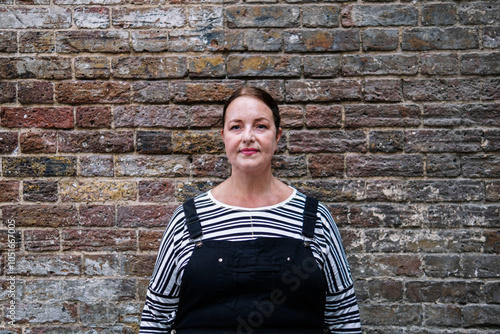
xmin=0 ymin=0 xmax=499 ymax=333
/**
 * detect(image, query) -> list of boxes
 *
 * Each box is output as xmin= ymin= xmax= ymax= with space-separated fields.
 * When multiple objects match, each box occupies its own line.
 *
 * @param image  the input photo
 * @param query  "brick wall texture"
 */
xmin=0 ymin=0 xmax=499 ymax=333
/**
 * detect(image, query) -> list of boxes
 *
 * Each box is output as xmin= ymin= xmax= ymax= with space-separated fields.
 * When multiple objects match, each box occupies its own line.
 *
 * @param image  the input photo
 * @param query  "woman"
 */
xmin=139 ymin=87 xmax=362 ymax=333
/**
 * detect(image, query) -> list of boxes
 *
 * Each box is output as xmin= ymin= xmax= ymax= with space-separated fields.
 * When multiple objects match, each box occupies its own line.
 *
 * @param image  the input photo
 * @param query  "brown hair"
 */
xmin=223 ymin=87 xmax=281 ymax=130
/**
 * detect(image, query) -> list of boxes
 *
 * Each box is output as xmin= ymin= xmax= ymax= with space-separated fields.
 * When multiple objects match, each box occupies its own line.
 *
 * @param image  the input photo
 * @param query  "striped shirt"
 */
xmin=139 ymin=188 xmax=362 ymax=333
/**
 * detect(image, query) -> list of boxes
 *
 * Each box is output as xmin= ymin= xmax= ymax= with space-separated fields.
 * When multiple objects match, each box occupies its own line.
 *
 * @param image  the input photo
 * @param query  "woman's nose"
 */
xmin=242 ymin=127 xmax=255 ymax=143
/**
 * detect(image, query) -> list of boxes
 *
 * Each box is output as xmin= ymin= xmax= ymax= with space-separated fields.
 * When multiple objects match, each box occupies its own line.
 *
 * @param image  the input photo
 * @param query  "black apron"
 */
xmin=172 ymin=197 xmax=328 ymax=334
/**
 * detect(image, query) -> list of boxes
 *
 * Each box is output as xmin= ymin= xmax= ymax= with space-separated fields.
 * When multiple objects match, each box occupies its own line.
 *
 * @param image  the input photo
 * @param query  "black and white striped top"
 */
xmin=139 ymin=188 xmax=362 ymax=333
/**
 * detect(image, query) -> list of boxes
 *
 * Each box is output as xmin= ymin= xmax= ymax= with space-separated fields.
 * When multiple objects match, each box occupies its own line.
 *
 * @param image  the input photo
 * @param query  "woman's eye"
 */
xmin=230 ymin=125 xmax=240 ymax=130
xmin=257 ymin=124 xmax=267 ymax=129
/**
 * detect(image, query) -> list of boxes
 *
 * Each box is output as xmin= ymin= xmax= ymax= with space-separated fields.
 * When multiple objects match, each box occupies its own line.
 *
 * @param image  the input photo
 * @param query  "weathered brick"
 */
xmin=484 ymin=79 xmax=500 ymax=100
xmin=284 ymin=29 xmax=359 ymax=52
xmin=0 ymin=82 xmax=16 ymax=103
xmin=84 ymin=254 xmax=120 ymax=276
xmin=190 ymin=105 xmax=223 ymax=128
xmin=227 ymin=55 xmax=300 ymax=78
xmin=117 ymin=205 xmax=174 ymax=228
xmin=19 ymin=31 xmax=54 ymax=53
xmin=58 ymin=131 xmax=134 ymax=153
xmin=60 ymin=180 xmax=137 ymax=202
xmin=0 ymin=7 xmax=71 ymax=29
xmin=423 ymin=305 xmax=462 ymax=327
xmin=461 ymin=52 xmax=500 ymax=75
xmin=75 ymin=56 xmax=110 ymax=79
xmin=189 ymin=55 xmax=226 ymax=78
xmin=305 ymin=105 xmax=341 ymax=128
xmin=405 ymin=129 xmax=483 ymax=153
xmin=189 ymin=6 xmax=223 ymax=29
xmin=173 ymin=130 xmax=224 ymax=154
xmin=422 ymin=3 xmax=457 ymax=26
xmin=138 ymin=180 xmax=175 ymax=202
xmin=462 ymin=305 xmax=500 ymax=327
xmin=366 ymin=279 xmax=404 ymax=302
xmin=0 ymin=57 xmax=72 ymax=79
xmin=18 ymin=81 xmax=53 ymax=105
xmin=74 ymin=7 xmax=110 ymax=29
xmin=293 ymin=180 xmax=365 ymax=202
xmin=176 ymin=180 xmax=219 ymax=201
xmin=285 ymin=79 xmax=362 ymax=102
xmin=56 ymin=81 xmax=130 ymax=104
xmin=113 ymin=7 xmax=186 ymax=28
xmin=79 ymin=205 xmax=115 ymax=227
xmin=407 ymin=281 xmax=467 ymax=303
xmin=271 ymin=155 xmax=307 ymax=178
xmin=426 ymin=154 xmax=461 ymax=178
xmin=303 ymin=5 xmax=339 ymax=28
xmin=112 ymin=56 xmax=187 ymax=79
xmin=1 ymin=107 xmax=72 ymax=129
xmin=280 ymin=105 xmax=303 ymax=128
xmin=289 ymin=130 xmax=366 ymax=153
xmin=56 ymin=31 xmax=130 ymax=53
xmin=114 ymin=105 xmax=188 ymax=128
xmin=486 ymin=181 xmax=500 ymax=202
xmin=3 ymin=157 xmax=77 ymax=177
xmin=421 ymin=53 xmax=459 ymax=76
xmin=131 ymin=30 xmax=169 ymax=52
xmin=226 ymin=6 xmax=300 ymax=28
xmin=484 ymin=27 xmax=500 ymax=49
xmin=13 ymin=302 xmax=78 ymax=324
xmin=349 ymin=204 xmax=423 ymax=228
xmin=424 ymin=254 xmax=461 ymax=278
xmin=364 ymin=79 xmax=402 ymax=102
xmin=191 ymin=155 xmax=229 ymax=178
xmin=115 ymin=156 xmax=189 ymax=177
xmin=345 ymin=104 xmax=420 ymax=128
xmin=55 ymin=0 xmax=125 ymax=4
xmin=13 ymin=255 xmax=80 ymax=276
xmin=79 ymin=155 xmax=114 ymax=177
xmin=307 ymin=155 xmax=343 ymax=178
xmin=246 ymin=30 xmax=282 ymax=52
xmin=139 ymin=230 xmax=164 ymax=251
xmin=343 ymin=54 xmax=418 ymax=76
xmin=459 ymin=2 xmax=500 ymax=25
xmin=122 ymin=254 xmax=156 ymax=276
xmin=368 ymin=131 xmax=403 ymax=153
xmin=0 ymin=181 xmax=19 ymax=202
xmin=484 ymin=281 xmax=500 ymax=303
xmin=462 ymin=155 xmax=500 ymax=178
xmin=170 ymin=80 xmax=243 ymax=102
xmin=19 ymin=131 xmax=57 ymax=154
xmin=403 ymin=79 xmax=481 ymax=101
xmin=25 ymin=229 xmax=60 ymax=252
xmin=62 ymin=229 xmax=136 ymax=251
xmin=402 ymin=27 xmax=479 ymax=51
xmin=362 ymin=28 xmax=399 ymax=51
xmin=2 ymin=204 xmax=78 ymax=227
xmin=246 ymin=80 xmax=285 ymax=102
xmin=0 ymin=131 xmax=18 ymax=153
xmin=0 ymin=31 xmax=17 ymax=52
xmin=23 ymin=180 xmax=58 ymax=202
xmin=169 ymin=30 xmax=244 ymax=52
xmin=303 ymin=55 xmax=341 ymax=78
xmin=75 ymin=106 xmax=111 ymax=128
xmin=132 ymin=81 xmax=171 ymax=103
xmin=429 ymin=204 xmax=499 ymax=228
xmin=351 ymin=254 xmax=423 ymax=280
xmin=347 ymin=155 xmax=423 ymax=177
xmin=137 ymin=131 xmax=172 ymax=154
xmin=341 ymin=5 xmax=418 ymax=27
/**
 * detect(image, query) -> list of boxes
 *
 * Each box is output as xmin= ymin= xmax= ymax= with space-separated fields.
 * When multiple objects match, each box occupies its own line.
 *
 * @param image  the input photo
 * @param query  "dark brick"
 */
xmin=117 ymin=205 xmax=173 ymax=228
xmin=25 ymin=229 xmax=60 ymax=252
xmin=191 ymin=155 xmax=229 ymax=178
xmin=484 ymin=27 xmax=500 ymax=49
xmin=462 ymin=305 xmax=500 ymax=327
xmin=402 ymin=27 xmax=479 ymax=51
xmin=122 ymin=254 xmax=155 ymax=276
xmin=272 ymin=155 xmax=307 ymax=178
xmin=303 ymin=6 xmax=340 ymax=28
xmin=227 ymin=55 xmax=300 ymax=78
xmin=422 ymin=3 xmax=457 ymax=26
xmin=366 ymin=279 xmax=403 ymax=302
xmin=284 ymin=29 xmax=359 ymax=52
xmin=423 ymin=305 xmax=462 ymax=327
xmin=176 ymin=180 xmax=221 ymax=202
xmin=56 ymin=81 xmax=130 ymax=104
xmin=3 ymin=157 xmax=77 ymax=177
xmin=459 ymin=2 xmax=500 ymax=25
xmin=226 ymin=6 xmax=300 ymax=28
xmin=0 ymin=31 xmax=17 ymax=52
xmin=343 ymin=55 xmax=418 ymax=76
xmin=484 ymin=282 xmax=500 ymax=303
xmin=23 ymin=180 xmax=58 ymax=202
xmin=362 ymin=28 xmax=399 ymax=51
xmin=285 ymin=79 xmax=362 ymax=102
xmin=137 ymin=131 xmax=172 ymax=154
xmin=62 ymin=229 xmax=136 ymax=251
xmin=173 ymin=130 xmax=224 ymax=154
xmin=79 ymin=205 xmax=115 ymax=227
xmin=112 ymin=56 xmax=187 ymax=79
xmin=368 ymin=131 xmax=403 ymax=153
xmin=484 ymin=79 xmax=500 ymax=100
xmin=289 ymin=130 xmax=367 ymax=153
xmin=350 ymin=253 xmax=422 ymax=278
xmin=347 ymin=155 xmax=423 ymax=177
xmin=19 ymin=31 xmax=55 ymax=53
xmin=0 ymin=57 xmax=72 ymax=80
xmin=132 ymin=81 xmax=171 ymax=103
xmin=56 ymin=31 xmax=130 ymax=53
xmin=293 ymin=180 xmax=365 ymax=202
xmin=75 ymin=57 xmax=110 ymax=79
xmin=303 ymin=55 xmax=341 ymax=78
xmin=421 ymin=53 xmax=459 ymax=75
xmin=112 ymin=7 xmax=186 ymax=28
xmin=341 ymin=5 xmax=418 ymax=27
xmin=405 ymin=129 xmax=483 ymax=153
xmin=0 ymin=131 xmax=18 ymax=153
xmin=18 ymin=81 xmax=53 ymax=104
xmin=404 ymin=79 xmax=482 ymax=101
xmin=190 ymin=105 xmax=223 ymax=128
xmin=426 ymin=154 xmax=461 ymax=178
xmin=462 ymin=155 xmax=500 ymax=178
xmin=79 ymin=155 xmax=114 ymax=177
xmin=114 ymin=105 xmax=188 ymax=128
xmin=461 ymin=52 xmax=500 ymax=75
xmin=0 ymin=82 xmax=16 ymax=103
xmin=2 ymin=204 xmax=78 ymax=227
xmin=407 ymin=281 xmax=467 ymax=303
xmin=486 ymin=181 xmax=500 ymax=202
xmin=424 ymin=254 xmax=461 ymax=278
xmin=345 ymin=104 xmax=420 ymax=128
xmin=59 ymin=131 xmax=133 ymax=153
xmin=0 ymin=181 xmax=19 ymax=202
xmin=138 ymin=180 xmax=175 ymax=202
xmin=364 ymin=79 xmax=402 ymax=102
xmin=305 ymin=105 xmax=341 ymax=128
xmin=428 ymin=204 xmax=498 ymax=228
xmin=349 ymin=204 xmax=423 ymax=228
xmin=359 ymin=304 xmax=422 ymax=326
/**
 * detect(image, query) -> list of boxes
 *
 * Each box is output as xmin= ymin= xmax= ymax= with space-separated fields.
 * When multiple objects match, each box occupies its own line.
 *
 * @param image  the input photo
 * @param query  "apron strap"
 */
xmin=183 ymin=198 xmax=203 ymax=247
xmin=302 ymin=196 xmax=319 ymax=246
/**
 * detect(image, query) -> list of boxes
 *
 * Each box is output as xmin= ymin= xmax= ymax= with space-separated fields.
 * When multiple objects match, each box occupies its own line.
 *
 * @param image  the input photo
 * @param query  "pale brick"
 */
xmin=74 ymin=7 xmax=110 ymax=29
xmin=112 ymin=7 xmax=186 ymax=28
xmin=0 ymin=7 xmax=71 ymax=29
xmin=115 ymin=156 xmax=189 ymax=177
xmin=60 ymin=180 xmax=137 ymax=202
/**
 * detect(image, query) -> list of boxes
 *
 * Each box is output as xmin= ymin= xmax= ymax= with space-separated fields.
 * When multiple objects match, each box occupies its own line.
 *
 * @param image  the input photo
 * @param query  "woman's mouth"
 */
xmin=240 ymin=148 xmax=259 ymax=155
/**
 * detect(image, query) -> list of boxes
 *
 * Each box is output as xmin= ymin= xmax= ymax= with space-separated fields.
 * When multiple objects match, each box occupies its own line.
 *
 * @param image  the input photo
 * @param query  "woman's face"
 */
xmin=222 ymin=96 xmax=282 ymax=175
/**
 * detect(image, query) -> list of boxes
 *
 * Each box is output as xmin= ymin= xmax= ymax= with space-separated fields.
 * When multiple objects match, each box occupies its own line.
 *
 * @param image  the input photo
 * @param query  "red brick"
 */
xmin=2 ymin=205 xmax=78 ymax=227
xmin=122 ymin=254 xmax=156 ymax=276
xmin=345 ymin=104 xmax=421 ymax=128
xmin=305 ymin=105 xmax=341 ymax=128
xmin=58 ymin=131 xmax=134 ymax=153
xmin=18 ymin=81 xmax=53 ymax=104
xmin=1 ymin=107 xmax=73 ymax=129
xmin=75 ymin=106 xmax=112 ymax=128
xmin=25 ymin=229 xmax=60 ymax=252
xmin=190 ymin=105 xmax=223 ymax=128
xmin=171 ymin=80 xmax=243 ymax=102
xmin=116 ymin=205 xmax=175 ymax=228
xmin=0 ymin=181 xmax=20 ymax=202
xmin=0 ymin=82 xmax=16 ymax=103
xmin=308 ymin=155 xmax=344 ymax=178
xmin=191 ymin=155 xmax=230 ymax=178
xmin=62 ymin=229 xmax=137 ymax=251
xmin=139 ymin=230 xmax=164 ymax=251
xmin=56 ymin=81 xmax=130 ymax=104
xmin=20 ymin=131 xmax=57 ymax=154
xmin=79 ymin=205 xmax=115 ymax=227
xmin=364 ymin=79 xmax=402 ymax=102
xmin=0 ymin=131 xmax=18 ymax=153
xmin=138 ymin=180 xmax=176 ymax=202
xmin=280 ymin=105 xmax=303 ymax=128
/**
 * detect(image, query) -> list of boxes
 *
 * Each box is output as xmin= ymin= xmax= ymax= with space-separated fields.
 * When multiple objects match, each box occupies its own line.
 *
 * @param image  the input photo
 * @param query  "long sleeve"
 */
xmin=317 ymin=203 xmax=362 ymax=333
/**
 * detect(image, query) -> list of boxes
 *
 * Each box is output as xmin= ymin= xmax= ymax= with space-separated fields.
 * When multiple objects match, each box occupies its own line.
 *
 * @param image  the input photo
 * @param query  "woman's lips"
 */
xmin=240 ymin=148 xmax=259 ymax=155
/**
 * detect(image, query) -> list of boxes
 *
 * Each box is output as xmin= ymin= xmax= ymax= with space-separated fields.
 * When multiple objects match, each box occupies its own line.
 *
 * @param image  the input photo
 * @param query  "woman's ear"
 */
xmin=276 ymin=127 xmax=283 ymax=143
